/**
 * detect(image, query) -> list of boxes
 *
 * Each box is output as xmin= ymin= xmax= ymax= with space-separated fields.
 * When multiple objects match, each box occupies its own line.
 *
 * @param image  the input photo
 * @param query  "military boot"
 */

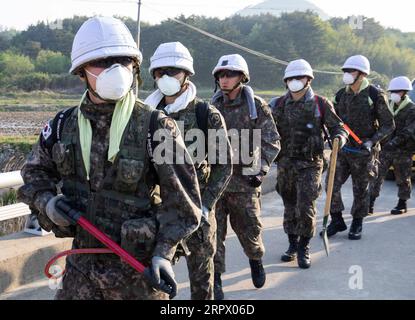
xmin=214 ymin=272 xmax=224 ymax=300
xmin=281 ymin=234 xmax=299 ymax=262
xmin=319 ymin=212 xmax=347 ymax=238
xmin=348 ymin=218 xmax=363 ymax=240
xmin=297 ymin=236 xmax=311 ymax=269
xmin=391 ymin=199 xmax=407 ymax=215
xmin=368 ymin=197 xmax=376 ymax=215
xmin=249 ymin=259 xmax=266 ymax=288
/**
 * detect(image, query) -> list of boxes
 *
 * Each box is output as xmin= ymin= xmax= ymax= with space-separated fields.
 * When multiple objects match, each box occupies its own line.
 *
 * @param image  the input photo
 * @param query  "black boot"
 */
xmin=281 ymin=234 xmax=299 ymax=262
xmin=319 ymin=212 xmax=347 ymax=238
xmin=214 ymin=272 xmax=224 ymax=300
xmin=249 ymin=259 xmax=266 ymax=288
xmin=391 ymin=199 xmax=407 ymax=215
xmin=297 ymin=237 xmax=311 ymax=269
xmin=368 ymin=197 xmax=376 ymax=215
xmin=348 ymin=218 xmax=363 ymax=240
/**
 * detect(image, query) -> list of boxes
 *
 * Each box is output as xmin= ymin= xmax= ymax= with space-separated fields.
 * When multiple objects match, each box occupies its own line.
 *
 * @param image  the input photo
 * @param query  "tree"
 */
xmin=35 ymin=50 xmax=71 ymax=74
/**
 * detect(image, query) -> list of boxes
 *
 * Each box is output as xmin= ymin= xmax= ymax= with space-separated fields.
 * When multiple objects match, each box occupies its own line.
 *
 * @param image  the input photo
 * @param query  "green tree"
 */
xmin=35 ymin=50 xmax=71 ymax=74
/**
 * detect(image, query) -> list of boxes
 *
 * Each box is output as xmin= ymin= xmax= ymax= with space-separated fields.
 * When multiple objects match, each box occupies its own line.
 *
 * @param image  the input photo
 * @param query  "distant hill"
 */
xmin=235 ymin=0 xmax=330 ymax=20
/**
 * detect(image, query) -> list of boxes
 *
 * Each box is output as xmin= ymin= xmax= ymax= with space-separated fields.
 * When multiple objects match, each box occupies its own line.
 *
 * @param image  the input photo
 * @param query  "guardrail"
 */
xmin=0 ymin=171 xmax=50 ymax=236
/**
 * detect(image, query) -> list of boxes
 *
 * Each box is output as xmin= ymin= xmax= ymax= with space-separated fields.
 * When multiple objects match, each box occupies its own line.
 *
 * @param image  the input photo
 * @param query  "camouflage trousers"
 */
xmin=370 ymin=150 xmax=413 ymax=201
xmin=328 ymin=151 xmax=378 ymax=218
xmin=185 ymin=209 xmax=217 ymax=300
xmin=55 ymin=259 xmax=168 ymax=300
xmin=276 ymin=156 xmax=324 ymax=238
xmin=214 ymin=191 xmax=265 ymax=274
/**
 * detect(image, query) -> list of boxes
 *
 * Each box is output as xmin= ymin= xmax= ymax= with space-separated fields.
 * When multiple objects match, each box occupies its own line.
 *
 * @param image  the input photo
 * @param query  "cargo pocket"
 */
xmin=121 ymin=217 xmax=157 ymax=265
xmin=114 ymin=158 xmax=144 ymax=192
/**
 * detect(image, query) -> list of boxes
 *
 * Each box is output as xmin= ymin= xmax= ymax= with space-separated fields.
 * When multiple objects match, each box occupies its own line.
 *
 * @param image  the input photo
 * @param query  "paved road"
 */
xmin=1 ymin=177 xmax=415 ymax=300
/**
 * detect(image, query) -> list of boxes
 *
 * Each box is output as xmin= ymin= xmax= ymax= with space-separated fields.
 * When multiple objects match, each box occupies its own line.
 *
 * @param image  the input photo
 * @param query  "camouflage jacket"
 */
xmin=157 ymin=97 xmax=232 ymax=211
xmin=18 ymin=96 xmax=201 ymax=262
xmin=212 ymin=89 xmax=281 ymax=193
xmin=270 ymin=88 xmax=348 ymax=163
xmin=334 ymin=82 xmax=395 ymax=149
xmin=383 ymin=99 xmax=415 ymax=153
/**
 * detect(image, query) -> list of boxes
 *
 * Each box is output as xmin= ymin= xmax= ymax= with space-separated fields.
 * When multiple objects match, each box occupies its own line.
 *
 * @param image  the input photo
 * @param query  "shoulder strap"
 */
xmin=368 ymin=84 xmax=380 ymax=105
xmin=147 ymin=109 xmax=163 ymax=159
xmin=195 ymin=99 xmax=210 ymax=137
xmin=314 ymin=95 xmax=326 ymax=119
xmin=43 ymin=106 xmax=77 ymax=153
xmin=335 ymin=88 xmax=346 ymax=105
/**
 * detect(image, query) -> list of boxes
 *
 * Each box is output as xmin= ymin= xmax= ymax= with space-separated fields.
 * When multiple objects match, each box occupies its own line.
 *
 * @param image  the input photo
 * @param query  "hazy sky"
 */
xmin=1 ymin=0 xmax=414 ymax=32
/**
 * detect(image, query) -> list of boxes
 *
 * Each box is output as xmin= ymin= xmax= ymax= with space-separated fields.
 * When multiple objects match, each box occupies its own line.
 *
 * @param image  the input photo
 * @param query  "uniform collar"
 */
xmin=285 ymin=87 xmax=315 ymax=105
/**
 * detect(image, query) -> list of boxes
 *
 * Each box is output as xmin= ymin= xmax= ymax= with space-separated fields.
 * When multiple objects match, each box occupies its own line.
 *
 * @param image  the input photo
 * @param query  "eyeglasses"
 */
xmin=343 ymin=68 xmax=358 ymax=74
xmin=153 ymin=68 xmax=184 ymax=78
xmin=88 ymin=57 xmax=134 ymax=69
xmin=216 ymin=70 xmax=242 ymax=79
xmin=285 ymin=76 xmax=306 ymax=82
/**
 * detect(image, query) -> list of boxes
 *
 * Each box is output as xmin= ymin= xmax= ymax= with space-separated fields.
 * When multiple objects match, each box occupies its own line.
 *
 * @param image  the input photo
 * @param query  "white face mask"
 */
xmin=86 ymin=64 xmax=133 ymax=101
xmin=287 ymin=79 xmax=305 ymax=93
xmin=343 ymin=72 xmax=356 ymax=85
xmin=390 ymin=93 xmax=402 ymax=104
xmin=157 ymin=75 xmax=183 ymax=96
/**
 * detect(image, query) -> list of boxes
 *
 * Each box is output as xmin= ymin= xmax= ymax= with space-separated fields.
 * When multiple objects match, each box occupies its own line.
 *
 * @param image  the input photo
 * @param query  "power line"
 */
xmin=142 ymin=3 xmax=343 ymax=75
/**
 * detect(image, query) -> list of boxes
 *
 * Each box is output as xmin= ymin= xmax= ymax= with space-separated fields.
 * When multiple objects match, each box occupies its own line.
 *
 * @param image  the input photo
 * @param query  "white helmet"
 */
xmin=342 ymin=55 xmax=371 ymax=75
xmin=283 ymin=59 xmax=314 ymax=81
xmin=212 ymin=54 xmax=250 ymax=83
xmin=388 ymin=76 xmax=413 ymax=92
xmin=149 ymin=42 xmax=194 ymax=76
xmin=70 ymin=16 xmax=142 ymax=74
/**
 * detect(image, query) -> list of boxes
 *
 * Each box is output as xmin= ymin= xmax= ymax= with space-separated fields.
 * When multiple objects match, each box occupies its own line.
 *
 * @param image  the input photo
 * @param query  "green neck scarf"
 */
xmin=347 ymin=77 xmax=370 ymax=94
xmin=77 ymin=90 xmax=136 ymax=180
xmin=389 ymin=95 xmax=412 ymax=116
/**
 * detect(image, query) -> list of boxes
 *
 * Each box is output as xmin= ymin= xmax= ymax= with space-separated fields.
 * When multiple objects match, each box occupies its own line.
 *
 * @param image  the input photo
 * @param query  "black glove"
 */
xmin=45 ymin=195 xmax=76 ymax=227
xmin=362 ymin=140 xmax=373 ymax=153
xmin=249 ymin=171 xmax=266 ymax=188
xmin=144 ymin=256 xmax=177 ymax=299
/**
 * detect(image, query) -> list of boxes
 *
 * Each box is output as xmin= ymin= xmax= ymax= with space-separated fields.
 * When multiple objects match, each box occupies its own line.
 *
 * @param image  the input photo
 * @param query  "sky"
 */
xmin=1 ymin=0 xmax=415 ymax=32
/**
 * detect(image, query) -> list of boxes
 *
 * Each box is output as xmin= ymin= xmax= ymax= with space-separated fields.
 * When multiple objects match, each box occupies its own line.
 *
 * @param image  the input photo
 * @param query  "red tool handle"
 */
xmin=77 ymin=216 xmax=146 ymax=273
xmin=343 ymin=124 xmax=363 ymax=145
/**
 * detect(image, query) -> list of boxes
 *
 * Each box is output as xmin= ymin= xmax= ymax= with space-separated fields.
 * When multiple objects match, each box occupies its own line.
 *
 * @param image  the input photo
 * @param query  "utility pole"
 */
xmin=137 ymin=0 xmax=142 ymax=50
xmin=136 ymin=0 xmax=142 ymax=95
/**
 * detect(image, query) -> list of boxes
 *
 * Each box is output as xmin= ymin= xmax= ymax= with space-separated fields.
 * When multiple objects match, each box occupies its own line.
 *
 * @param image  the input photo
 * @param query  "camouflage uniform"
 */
xmin=212 ymin=90 xmax=280 ymax=274
xmin=18 ymin=96 xmax=201 ymax=300
xmin=329 ymin=82 xmax=395 ymax=218
xmin=370 ymin=100 xmax=415 ymax=201
xmin=271 ymin=88 xmax=348 ymax=237
xmin=156 ymin=98 xmax=232 ymax=300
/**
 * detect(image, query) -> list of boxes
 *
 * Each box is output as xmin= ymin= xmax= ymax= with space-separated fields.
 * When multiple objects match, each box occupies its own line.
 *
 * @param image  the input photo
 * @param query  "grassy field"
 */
xmin=0 ymin=135 xmax=38 ymax=153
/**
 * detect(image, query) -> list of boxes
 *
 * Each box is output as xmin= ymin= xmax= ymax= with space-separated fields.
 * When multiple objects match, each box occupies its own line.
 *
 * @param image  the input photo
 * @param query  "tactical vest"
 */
xmin=158 ymin=98 xmax=211 ymax=185
xmin=275 ymin=96 xmax=324 ymax=161
xmin=335 ymin=86 xmax=379 ymax=147
xmin=51 ymin=102 xmax=157 ymax=253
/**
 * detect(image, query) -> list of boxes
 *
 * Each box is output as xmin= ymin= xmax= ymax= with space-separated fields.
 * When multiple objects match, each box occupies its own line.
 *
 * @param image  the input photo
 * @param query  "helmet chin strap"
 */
xmin=221 ymin=81 xmax=243 ymax=96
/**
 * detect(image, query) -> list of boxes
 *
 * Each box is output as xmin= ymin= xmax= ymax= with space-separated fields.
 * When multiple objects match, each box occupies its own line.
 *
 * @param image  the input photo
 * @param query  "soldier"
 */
xmin=270 ymin=59 xmax=348 ymax=269
xmin=370 ymin=76 xmax=415 ymax=215
xmin=144 ymin=42 xmax=232 ymax=300
xmin=210 ymin=54 xmax=280 ymax=300
xmin=17 ymin=17 xmax=201 ymax=300
xmin=323 ymin=55 xmax=394 ymax=240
